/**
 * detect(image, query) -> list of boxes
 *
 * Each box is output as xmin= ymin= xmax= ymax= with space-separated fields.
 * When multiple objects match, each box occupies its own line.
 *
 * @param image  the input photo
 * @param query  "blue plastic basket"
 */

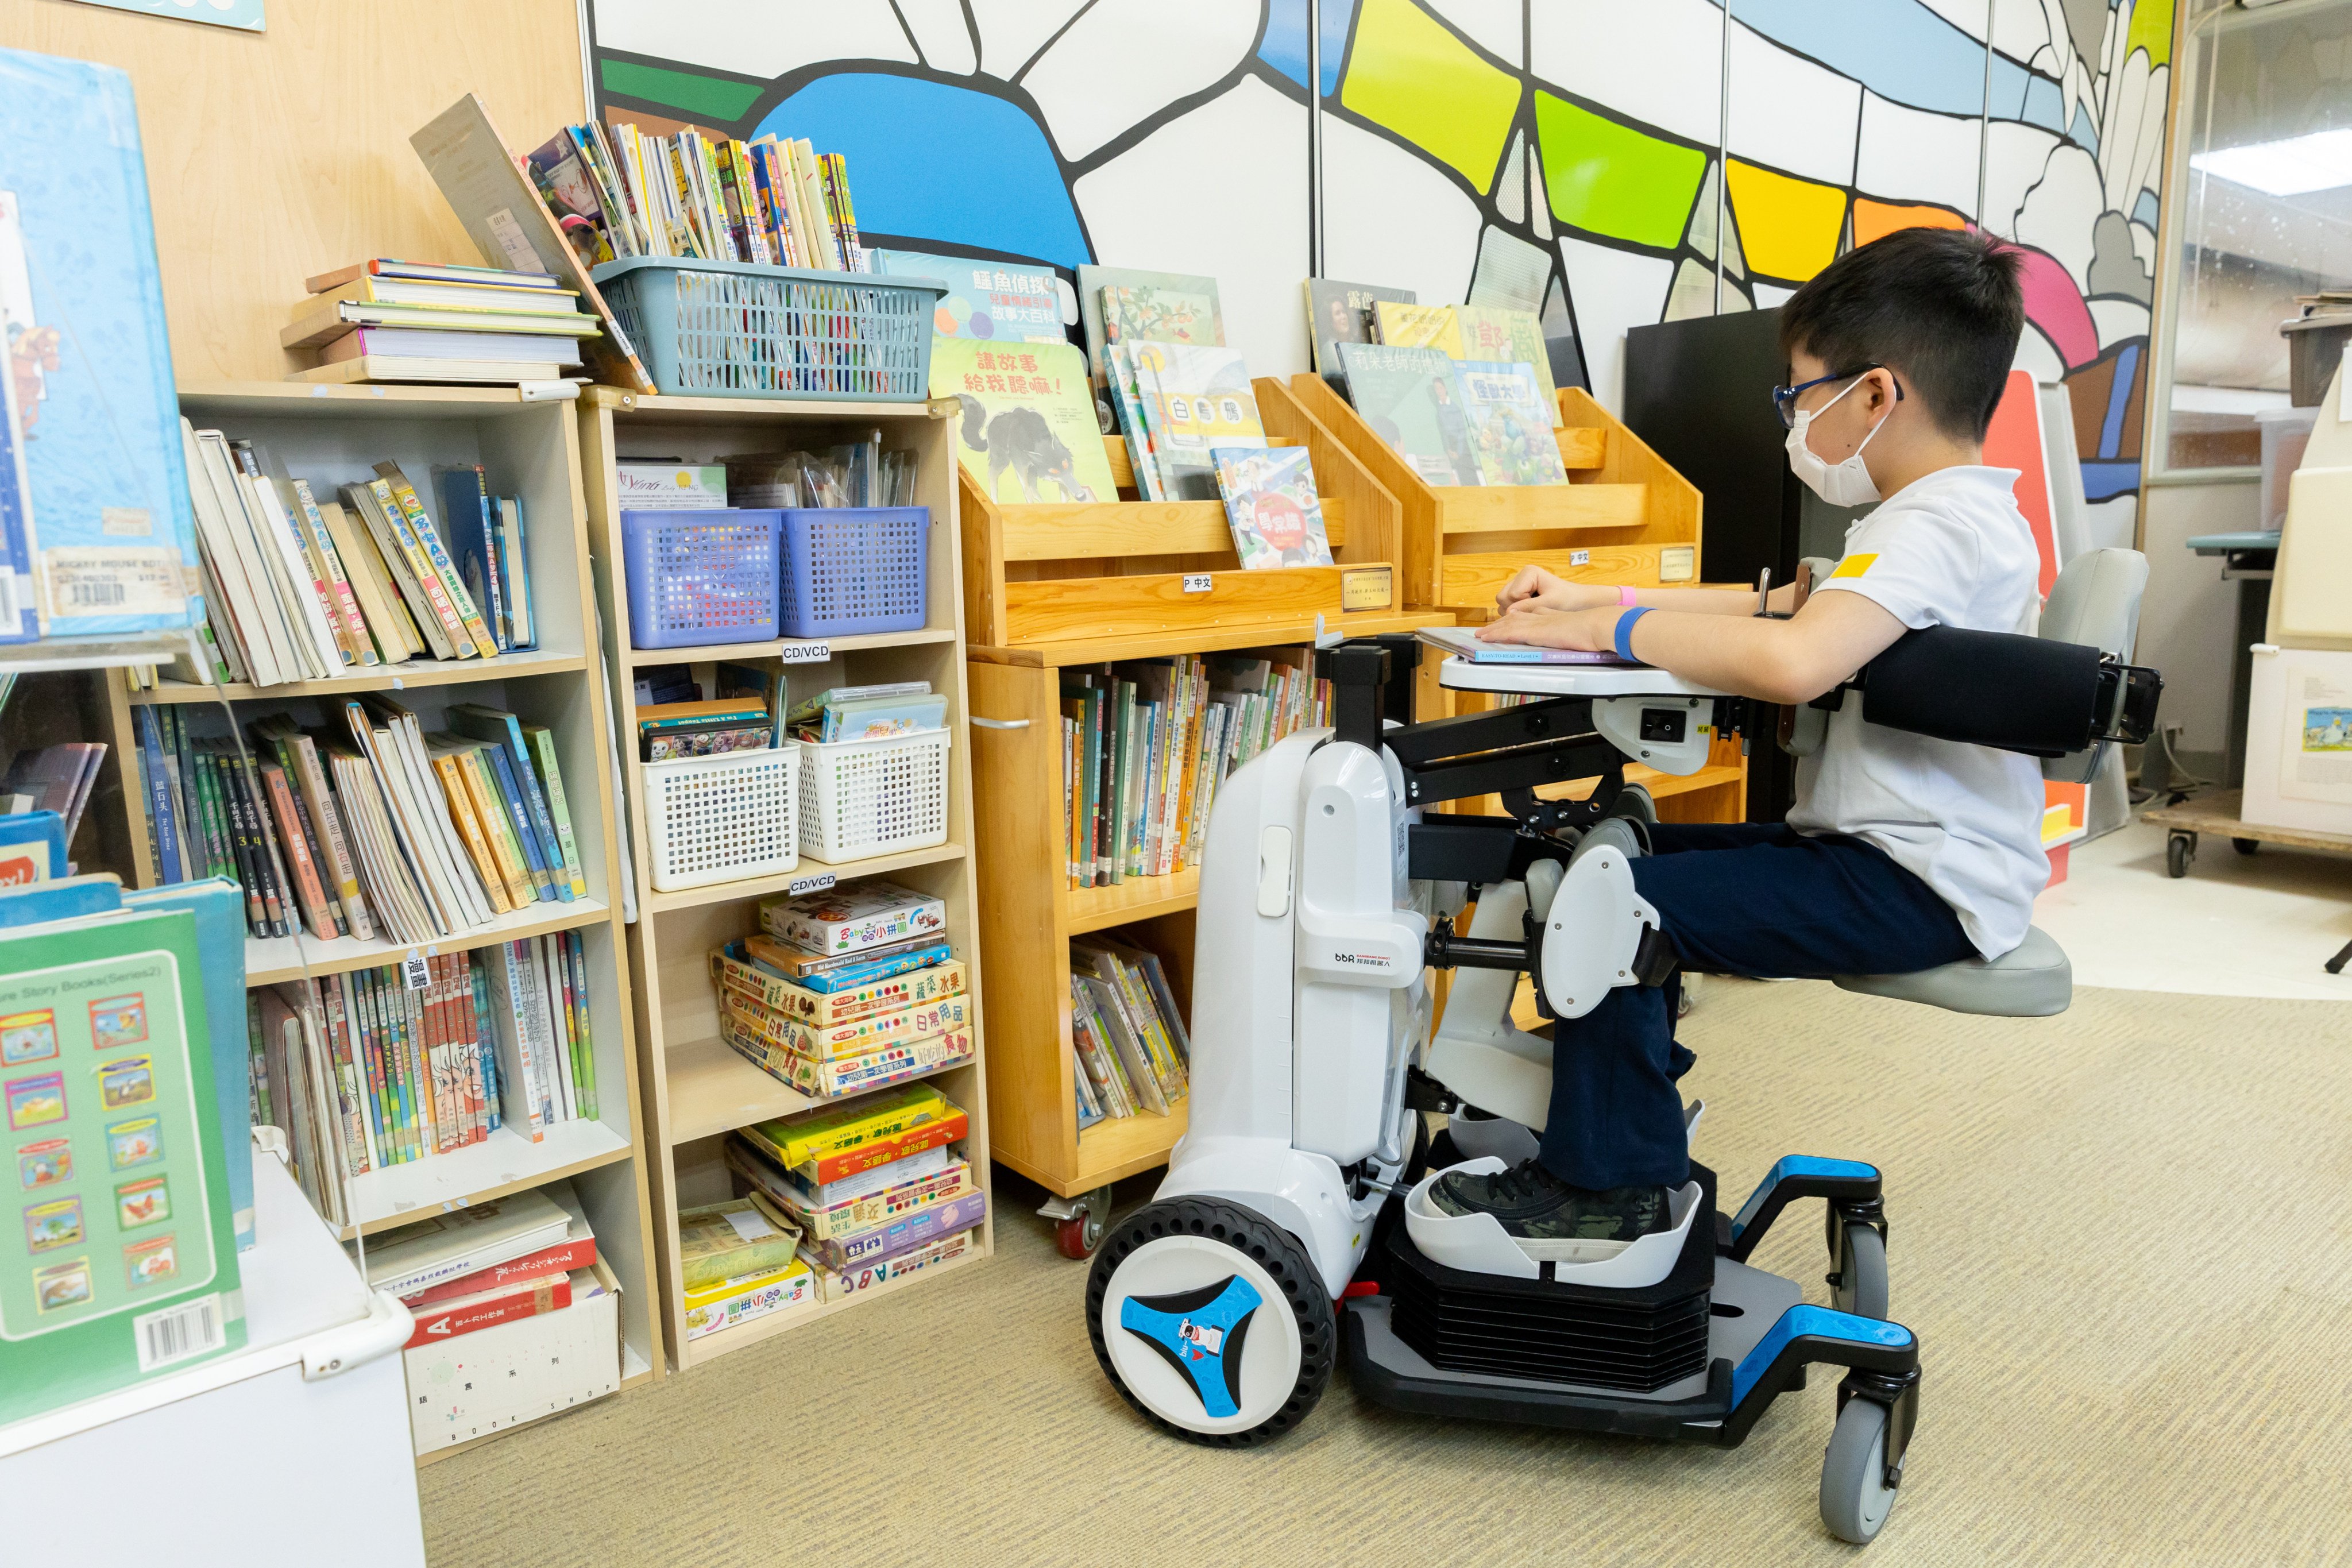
xmin=778 ymin=507 xmax=929 ymax=638
xmin=621 ymin=508 xmax=781 ymax=648
xmin=592 ymin=258 xmax=946 ymax=401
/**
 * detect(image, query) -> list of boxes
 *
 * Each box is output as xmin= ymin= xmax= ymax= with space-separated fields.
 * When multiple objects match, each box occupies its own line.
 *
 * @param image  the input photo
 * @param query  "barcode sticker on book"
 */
xmin=402 ymin=952 xmax=431 ymax=990
xmin=134 ymin=1294 xmax=225 ymax=1374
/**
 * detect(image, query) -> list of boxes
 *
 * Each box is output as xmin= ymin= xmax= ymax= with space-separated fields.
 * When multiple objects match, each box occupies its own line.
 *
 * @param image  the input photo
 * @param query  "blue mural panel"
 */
xmin=1260 ymin=0 xmax=1359 ymax=97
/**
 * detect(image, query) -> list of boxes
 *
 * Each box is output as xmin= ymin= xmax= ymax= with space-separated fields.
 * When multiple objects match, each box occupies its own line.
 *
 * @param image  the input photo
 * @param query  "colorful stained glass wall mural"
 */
xmin=585 ymin=0 xmax=2173 ymax=530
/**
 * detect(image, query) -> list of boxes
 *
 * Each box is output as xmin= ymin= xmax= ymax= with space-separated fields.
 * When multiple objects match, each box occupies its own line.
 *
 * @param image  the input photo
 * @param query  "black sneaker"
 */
xmin=1428 ymin=1160 xmax=1673 ymax=1262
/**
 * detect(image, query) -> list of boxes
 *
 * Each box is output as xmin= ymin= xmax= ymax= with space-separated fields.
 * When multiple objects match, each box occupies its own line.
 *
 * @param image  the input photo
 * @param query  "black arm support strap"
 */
xmin=1853 ymin=625 xmax=2160 ymax=759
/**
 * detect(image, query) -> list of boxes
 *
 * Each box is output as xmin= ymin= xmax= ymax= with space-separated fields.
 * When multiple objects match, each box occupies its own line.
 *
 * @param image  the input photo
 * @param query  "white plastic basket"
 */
xmin=797 ymin=728 xmax=951 ymax=864
xmin=642 ymin=742 xmax=801 ymax=892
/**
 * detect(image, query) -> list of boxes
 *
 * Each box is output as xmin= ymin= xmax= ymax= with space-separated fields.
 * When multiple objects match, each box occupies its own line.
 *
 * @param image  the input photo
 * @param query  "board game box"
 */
xmin=736 ymin=1084 xmax=967 ymax=1185
xmin=713 ymin=948 xmax=965 ymax=1028
xmin=800 ymin=1188 xmax=987 ymax=1272
xmin=681 ymin=1257 xmax=814 ymax=1341
xmin=758 ymin=880 xmax=945 ymax=956
xmin=808 ymin=1226 xmax=976 ymax=1303
xmin=727 ymin=1142 xmax=970 ymax=1241
xmin=721 ymin=1015 xmax=974 ymax=1099
xmin=722 ymin=990 xmax=970 ymax=1063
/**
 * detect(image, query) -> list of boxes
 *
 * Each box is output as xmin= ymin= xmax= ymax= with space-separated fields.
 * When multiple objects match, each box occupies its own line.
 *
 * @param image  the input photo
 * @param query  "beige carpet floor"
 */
xmin=419 ymin=980 xmax=2352 ymax=1567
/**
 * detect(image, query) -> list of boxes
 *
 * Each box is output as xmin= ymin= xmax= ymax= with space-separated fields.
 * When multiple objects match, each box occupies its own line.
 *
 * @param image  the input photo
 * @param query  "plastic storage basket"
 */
xmin=592 ymin=257 xmax=946 ymax=401
xmin=642 ymin=743 xmax=801 ymax=892
xmin=798 ymin=729 xmax=951 ymax=864
xmin=621 ymin=508 xmax=781 ymax=649
xmin=779 ymin=507 xmax=929 ymax=638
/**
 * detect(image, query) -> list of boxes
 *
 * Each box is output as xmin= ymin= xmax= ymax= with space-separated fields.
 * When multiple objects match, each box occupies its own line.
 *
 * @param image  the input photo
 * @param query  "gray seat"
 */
xmin=1834 ymin=924 xmax=2072 ymax=1016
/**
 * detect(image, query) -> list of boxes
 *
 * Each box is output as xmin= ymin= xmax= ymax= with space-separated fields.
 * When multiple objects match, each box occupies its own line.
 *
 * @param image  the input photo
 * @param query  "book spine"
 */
xmin=527 ymin=728 xmax=589 ymax=898
xmin=289 ymin=478 xmax=378 ymax=665
xmin=235 ymin=753 xmax=292 ymax=937
xmin=566 ymin=929 xmax=597 ymax=1121
xmin=380 ymin=470 xmax=499 ymax=659
xmin=497 ymin=723 xmax=571 ymax=903
xmin=478 ymin=741 xmax=553 ymax=899
xmin=357 ymin=479 xmax=468 ymax=659
xmin=461 ymin=749 xmax=535 ymax=908
xmin=468 ymin=467 xmax=507 ymax=654
xmin=467 ymin=955 xmax=499 ymax=1135
xmin=260 ymin=762 xmax=335 ymax=939
xmin=432 ymin=753 xmax=511 ymax=915
xmin=134 ymin=706 xmax=181 ymax=885
xmin=291 ymin=736 xmax=374 ymax=941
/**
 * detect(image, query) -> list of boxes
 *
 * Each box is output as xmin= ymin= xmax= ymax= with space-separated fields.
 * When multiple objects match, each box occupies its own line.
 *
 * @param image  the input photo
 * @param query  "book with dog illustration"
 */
xmin=1338 ymin=343 xmax=1482 ymax=486
xmin=932 ymin=338 xmax=1115 ymax=504
xmin=1212 ymin=446 xmax=1333 ymax=568
xmin=1454 ymin=361 xmax=1568 ymax=486
xmin=1075 ymin=265 xmax=1223 ymax=385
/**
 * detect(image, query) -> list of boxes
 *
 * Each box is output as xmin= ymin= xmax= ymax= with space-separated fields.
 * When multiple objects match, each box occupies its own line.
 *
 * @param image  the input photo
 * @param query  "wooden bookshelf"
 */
xmin=577 ymin=387 xmax=992 ymax=1372
xmin=99 ymin=381 xmax=667 ymax=1439
xmin=963 ymin=424 xmax=1450 ymax=1213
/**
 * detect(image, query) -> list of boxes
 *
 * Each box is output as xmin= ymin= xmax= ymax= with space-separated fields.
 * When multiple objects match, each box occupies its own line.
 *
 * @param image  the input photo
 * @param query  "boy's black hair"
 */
xmin=1777 ymin=227 xmax=2023 ymax=441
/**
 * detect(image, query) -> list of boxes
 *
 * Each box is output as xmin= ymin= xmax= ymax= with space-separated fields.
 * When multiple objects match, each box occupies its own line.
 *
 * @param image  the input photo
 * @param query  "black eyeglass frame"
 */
xmin=1770 ymin=364 xmax=1903 ymax=429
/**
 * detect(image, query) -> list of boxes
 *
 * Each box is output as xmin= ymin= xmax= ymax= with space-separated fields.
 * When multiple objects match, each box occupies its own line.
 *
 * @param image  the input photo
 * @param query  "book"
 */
xmin=1413 ymin=624 xmax=1635 ymax=665
xmin=870 ymin=248 xmax=1065 ymax=342
xmin=280 ymin=296 xmax=605 ymax=350
xmin=1338 ymin=342 xmax=1484 ymax=486
xmin=804 ymin=1225 xmax=974 ymax=1303
xmin=933 ymin=338 xmax=1114 ymax=504
xmin=399 ymin=1219 xmax=595 ymax=1306
xmin=1077 ymin=265 xmax=1224 ymax=385
xmin=523 ymin=725 xmax=588 ymax=896
xmin=1304 ymin=277 xmax=1418 ymax=378
xmin=306 ymin=259 xmax=570 ymax=294
xmin=677 ymin=1198 xmax=802 ymax=1291
xmin=797 ymin=1188 xmax=986 ymax=1273
xmin=1373 ymin=299 xmax=1464 ymax=355
xmin=310 ymin=275 xmax=585 ymax=315
xmin=759 ymin=880 xmax=945 ymax=955
xmin=730 ymin=1145 xmax=964 ymax=1241
xmin=294 ymin=356 xmax=566 ymax=388
xmin=401 ymin=1269 xmax=572 ymax=1350
xmin=1212 ymin=446 xmax=1334 ymax=568
xmin=1453 ymin=306 xmax=1564 ymax=427
xmin=1454 ymin=361 xmax=1569 ymax=486
xmin=793 ymin=690 xmax=947 ymax=744
xmin=724 ymin=991 xmax=970 ymax=1065
xmin=448 ymin=704 xmax=571 ymax=903
xmin=722 ymin=1013 xmax=974 ymax=1099
xmin=352 ymin=1187 xmax=568 ymax=1297
xmin=1124 ymin=342 xmax=1265 ymax=501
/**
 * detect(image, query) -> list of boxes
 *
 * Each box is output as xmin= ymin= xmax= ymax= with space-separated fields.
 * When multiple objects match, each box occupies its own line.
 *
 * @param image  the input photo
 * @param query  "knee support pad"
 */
xmin=1534 ymin=840 xmax=1673 ymax=1020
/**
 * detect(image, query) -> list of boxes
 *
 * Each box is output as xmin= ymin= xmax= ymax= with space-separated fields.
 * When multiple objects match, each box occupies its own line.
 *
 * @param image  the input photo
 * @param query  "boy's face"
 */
xmin=1786 ymin=346 xmax=1897 ymax=465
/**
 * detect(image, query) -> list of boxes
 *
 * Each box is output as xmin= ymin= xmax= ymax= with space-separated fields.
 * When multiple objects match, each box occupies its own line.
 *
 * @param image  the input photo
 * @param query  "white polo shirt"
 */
xmin=1789 ymin=465 xmax=2048 ymax=959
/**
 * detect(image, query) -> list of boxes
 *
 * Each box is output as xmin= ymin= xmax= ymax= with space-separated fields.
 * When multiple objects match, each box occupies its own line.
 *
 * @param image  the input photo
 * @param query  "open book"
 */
xmin=1415 ymin=624 xmax=1639 ymax=666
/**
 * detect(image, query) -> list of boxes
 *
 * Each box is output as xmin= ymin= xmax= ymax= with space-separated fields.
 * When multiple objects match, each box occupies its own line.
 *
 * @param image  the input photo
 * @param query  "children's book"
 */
xmin=871 ymin=248 xmax=1066 ymax=343
xmin=1076 ymin=265 xmax=1223 ymax=384
xmin=1454 ymin=306 xmax=1564 ymax=426
xmin=1454 ymin=362 xmax=1569 ymax=487
xmin=1304 ymin=277 xmax=1418 ymax=379
xmin=932 ymin=338 xmax=1115 ymax=504
xmin=1338 ymin=343 xmax=1483 ymax=486
xmin=1374 ymin=300 xmax=1463 ymax=356
xmin=0 ymin=50 xmax=203 ymax=642
xmin=1212 ymin=447 xmax=1334 ymax=569
xmin=1127 ymin=343 xmax=1264 ymax=501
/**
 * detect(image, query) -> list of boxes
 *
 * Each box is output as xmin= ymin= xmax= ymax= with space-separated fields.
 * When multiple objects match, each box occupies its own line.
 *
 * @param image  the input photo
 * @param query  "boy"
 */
xmin=1430 ymin=226 xmax=2046 ymax=1255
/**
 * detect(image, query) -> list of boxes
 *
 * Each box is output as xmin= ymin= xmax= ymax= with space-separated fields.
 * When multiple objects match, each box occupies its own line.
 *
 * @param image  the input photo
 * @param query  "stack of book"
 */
xmin=356 ymin=1185 xmax=605 ymax=1349
xmin=248 ymin=933 xmax=600 ymax=1226
xmin=724 ymin=1082 xmax=980 ymax=1304
xmin=1306 ymin=285 xmax=1566 ymax=426
xmin=674 ymin=1196 xmax=812 ymax=1340
xmin=167 ymin=430 xmax=536 ymax=690
xmin=1059 ymin=651 xmax=1332 ymax=890
xmin=132 ymin=698 xmax=587 ymax=945
xmin=786 ymin=681 xmax=944 ymax=744
xmin=1070 ymin=937 xmax=1189 ymax=1131
xmin=529 ymin=119 xmax=868 ymax=272
xmin=0 ymin=743 xmax=106 ymax=842
xmin=283 ymin=260 xmax=601 ymax=385
xmin=711 ymin=879 xmax=968 ymax=1100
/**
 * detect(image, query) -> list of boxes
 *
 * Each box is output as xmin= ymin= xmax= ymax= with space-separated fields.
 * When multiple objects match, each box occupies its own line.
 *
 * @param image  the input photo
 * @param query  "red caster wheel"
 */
xmin=1049 ymin=1184 xmax=1114 ymax=1258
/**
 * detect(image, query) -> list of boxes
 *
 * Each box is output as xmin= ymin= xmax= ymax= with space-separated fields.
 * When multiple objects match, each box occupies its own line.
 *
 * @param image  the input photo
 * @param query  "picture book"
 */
xmin=1075 ymin=265 xmax=1223 ymax=384
xmin=933 ymin=337 xmax=1115 ymax=504
xmin=1454 ymin=306 xmax=1564 ymax=426
xmin=1212 ymin=447 xmax=1333 ymax=569
xmin=1374 ymin=300 xmax=1463 ymax=356
xmin=1127 ymin=342 xmax=1264 ymax=501
xmin=0 ymin=50 xmax=202 ymax=641
xmin=1304 ymin=277 xmax=1418 ymax=378
xmin=1454 ymin=361 xmax=1569 ymax=486
xmin=1415 ymin=625 xmax=1634 ymax=666
xmin=871 ymin=248 xmax=1067 ymax=343
xmin=1338 ymin=343 xmax=1482 ymax=486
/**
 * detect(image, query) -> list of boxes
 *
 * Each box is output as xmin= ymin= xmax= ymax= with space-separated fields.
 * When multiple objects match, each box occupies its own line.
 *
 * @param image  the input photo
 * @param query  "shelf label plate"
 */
xmin=787 ymin=872 xmax=837 ymax=896
xmin=1340 ymin=565 xmax=1393 ymax=611
xmin=778 ymin=642 xmax=831 ymax=664
xmin=1181 ymin=573 xmax=1213 ymax=594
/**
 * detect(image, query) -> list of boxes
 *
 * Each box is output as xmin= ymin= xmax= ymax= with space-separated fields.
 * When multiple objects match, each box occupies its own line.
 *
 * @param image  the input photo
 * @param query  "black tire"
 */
xmin=2233 ymin=837 xmax=2260 ymax=856
xmin=1820 ymin=1396 xmax=1901 ymax=1544
xmin=1087 ymin=1196 xmax=1335 ymax=1447
xmin=2166 ymin=835 xmax=2192 ymax=878
xmin=1832 ymin=1224 xmax=1889 ymax=1322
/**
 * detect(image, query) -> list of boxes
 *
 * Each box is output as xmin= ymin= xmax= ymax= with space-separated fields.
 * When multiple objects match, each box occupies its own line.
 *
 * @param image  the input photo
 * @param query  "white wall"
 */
xmin=2135 ymin=477 xmax=2260 ymax=760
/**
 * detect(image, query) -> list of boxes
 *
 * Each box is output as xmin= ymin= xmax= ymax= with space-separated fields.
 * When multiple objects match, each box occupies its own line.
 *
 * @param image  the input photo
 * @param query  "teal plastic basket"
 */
xmin=592 ymin=258 xmax=946 ymax=401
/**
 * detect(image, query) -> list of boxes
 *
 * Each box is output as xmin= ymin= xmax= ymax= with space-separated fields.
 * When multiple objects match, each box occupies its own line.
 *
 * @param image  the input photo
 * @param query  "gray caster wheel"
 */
xmin=1832 ymin=1224 xmax=1888 ymax=1322
xmin=2166 ymin=832 xmax=2194 ymax=878
xmin=2233 ymin=837 xmax=2259 ymax=856
xmin=1820 ymin=1396 xmax=1901 ymax=1544
xmin=1610 ymin=782 xmax=1658 ymax=824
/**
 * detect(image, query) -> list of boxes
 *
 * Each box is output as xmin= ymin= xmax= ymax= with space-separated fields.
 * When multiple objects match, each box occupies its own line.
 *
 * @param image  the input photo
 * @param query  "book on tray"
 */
xmin=933 ymin=338 xmax=1114 ymax=504
xmin=1057 ymin=650 xmax=1331 ymax=890
xmin=1304 ymin=277 xmax=1418 ymax=379
xmin=1069 ymin=937 xmax=1191 ymax=1129
xmin=248 ymin=934 xmax=600 ymax=1226
xmin=284 ymin=258 xmax=600 ymax=385
xmin=1212 ymin=447 xmax=1334 ymax=569
xmin=130 ymin=697 xmax=588 ymax=944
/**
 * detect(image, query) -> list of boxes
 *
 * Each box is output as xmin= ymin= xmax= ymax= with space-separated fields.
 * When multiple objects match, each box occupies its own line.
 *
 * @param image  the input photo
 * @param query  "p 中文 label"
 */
xmin=134 ymin=1295 xmax=224 ymax=1374
xmin=1182 ymin=573 xmax=1213 ymax=594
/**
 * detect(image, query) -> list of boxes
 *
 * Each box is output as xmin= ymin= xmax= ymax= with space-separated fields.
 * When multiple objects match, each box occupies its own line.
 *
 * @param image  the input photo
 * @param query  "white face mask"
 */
xmin=1785 ymin=374 xmax=1888 ymax=507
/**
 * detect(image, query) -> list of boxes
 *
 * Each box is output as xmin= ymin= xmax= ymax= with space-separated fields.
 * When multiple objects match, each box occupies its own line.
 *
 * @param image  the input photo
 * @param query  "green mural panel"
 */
xmin=1340 ymin=0 xmax=1521 ymax=189
xmin=2125 ymin=1 xmax=2172 ymax=68
xmin=1532 ymin=91 xmax=1708 ymax=251
xmin=601 ymin=59 xmax=764 ymax=121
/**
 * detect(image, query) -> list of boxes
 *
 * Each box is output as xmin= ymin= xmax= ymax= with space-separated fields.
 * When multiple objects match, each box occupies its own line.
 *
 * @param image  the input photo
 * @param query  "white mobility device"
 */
xmin=1086 ymin=552 xmax=2159 ymax=1544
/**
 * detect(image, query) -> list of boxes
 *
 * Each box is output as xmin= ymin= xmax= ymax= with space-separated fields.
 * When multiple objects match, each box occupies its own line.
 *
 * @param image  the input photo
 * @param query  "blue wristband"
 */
xmin=1613 ymin=606 xmax=1652 ymax=662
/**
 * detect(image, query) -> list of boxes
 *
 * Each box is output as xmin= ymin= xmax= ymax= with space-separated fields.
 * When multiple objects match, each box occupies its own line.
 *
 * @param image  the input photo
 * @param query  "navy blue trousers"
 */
xmin=1537 ymin=822 xmax=1976 ymax=1191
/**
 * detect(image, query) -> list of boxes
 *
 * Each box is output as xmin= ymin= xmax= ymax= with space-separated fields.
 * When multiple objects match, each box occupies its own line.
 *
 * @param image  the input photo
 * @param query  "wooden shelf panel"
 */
xmin=588 ymin=389 xmax=952 ymax=422
xmin=644 ymin=841 xmax=965 ymax=917
xmin=674 ymin=1235 xmax=991 ymax=1369
xmin=129 ymin=647 xmax=589 ymax=705
xmin=1075 ymin=1100 xmax=1188 ymax=1187
xmin=247 ymin=896 xmax=612 ymax=987
xmin=996 ymin=499 xmax=1348 ymax=561
xmin=971 ymin=608 xmax=1454 ymax=669
xmin=620 ymin=625 xmax=955 ymax=669
xmin=1068 ymin=867 xmax=1200 ymax=934
xmin=177 ymin=382 xmax=550 ymax=420
xmin=1434 ymin=482 xmax=1646 ymax=534
xmin=1543 ymin=762 xmax=1745 ymax=804
xmin=341 ymin=1115 xmax=631 ymax=1238
xmin=663 ymin=1033 xmax=978 ymax=1144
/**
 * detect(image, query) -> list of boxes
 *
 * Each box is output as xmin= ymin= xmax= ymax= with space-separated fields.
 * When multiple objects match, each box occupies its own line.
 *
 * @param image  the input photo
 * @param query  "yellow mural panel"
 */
xmin=1725 ymin=159 xmax=1847 ymax=283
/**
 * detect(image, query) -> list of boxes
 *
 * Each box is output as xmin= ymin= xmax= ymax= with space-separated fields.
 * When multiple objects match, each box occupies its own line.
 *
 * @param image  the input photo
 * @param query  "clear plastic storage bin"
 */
xmin=592 ymin=257 xmax=945 ymax=401
xmin=797 ymin=729 xmax=951 ymax=864
xmin=778 ymin=506 xmax=930 ymax=638
xmin=621 ymin=508 xmax=781 ymax=650
xmin=642 ymin=743 xmax=801 ymax=892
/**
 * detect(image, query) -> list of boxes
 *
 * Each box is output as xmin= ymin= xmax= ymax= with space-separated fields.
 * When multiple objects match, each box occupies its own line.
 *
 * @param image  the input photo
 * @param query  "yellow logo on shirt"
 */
xmin=1829 ymin=553 xmax=1879 ymax=579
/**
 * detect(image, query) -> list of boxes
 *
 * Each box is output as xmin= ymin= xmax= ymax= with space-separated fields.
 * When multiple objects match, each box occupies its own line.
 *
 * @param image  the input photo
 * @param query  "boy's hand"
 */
xmin=1476 ymin=605 xmax=1620 ymax=652
xmin=1496 ymin=566 xmax=1618 ymax=615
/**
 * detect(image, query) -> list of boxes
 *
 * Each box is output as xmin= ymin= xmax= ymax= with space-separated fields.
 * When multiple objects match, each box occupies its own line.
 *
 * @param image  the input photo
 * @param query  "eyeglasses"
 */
xmin=1770 ymin=364 xmax=1903 ymax=428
